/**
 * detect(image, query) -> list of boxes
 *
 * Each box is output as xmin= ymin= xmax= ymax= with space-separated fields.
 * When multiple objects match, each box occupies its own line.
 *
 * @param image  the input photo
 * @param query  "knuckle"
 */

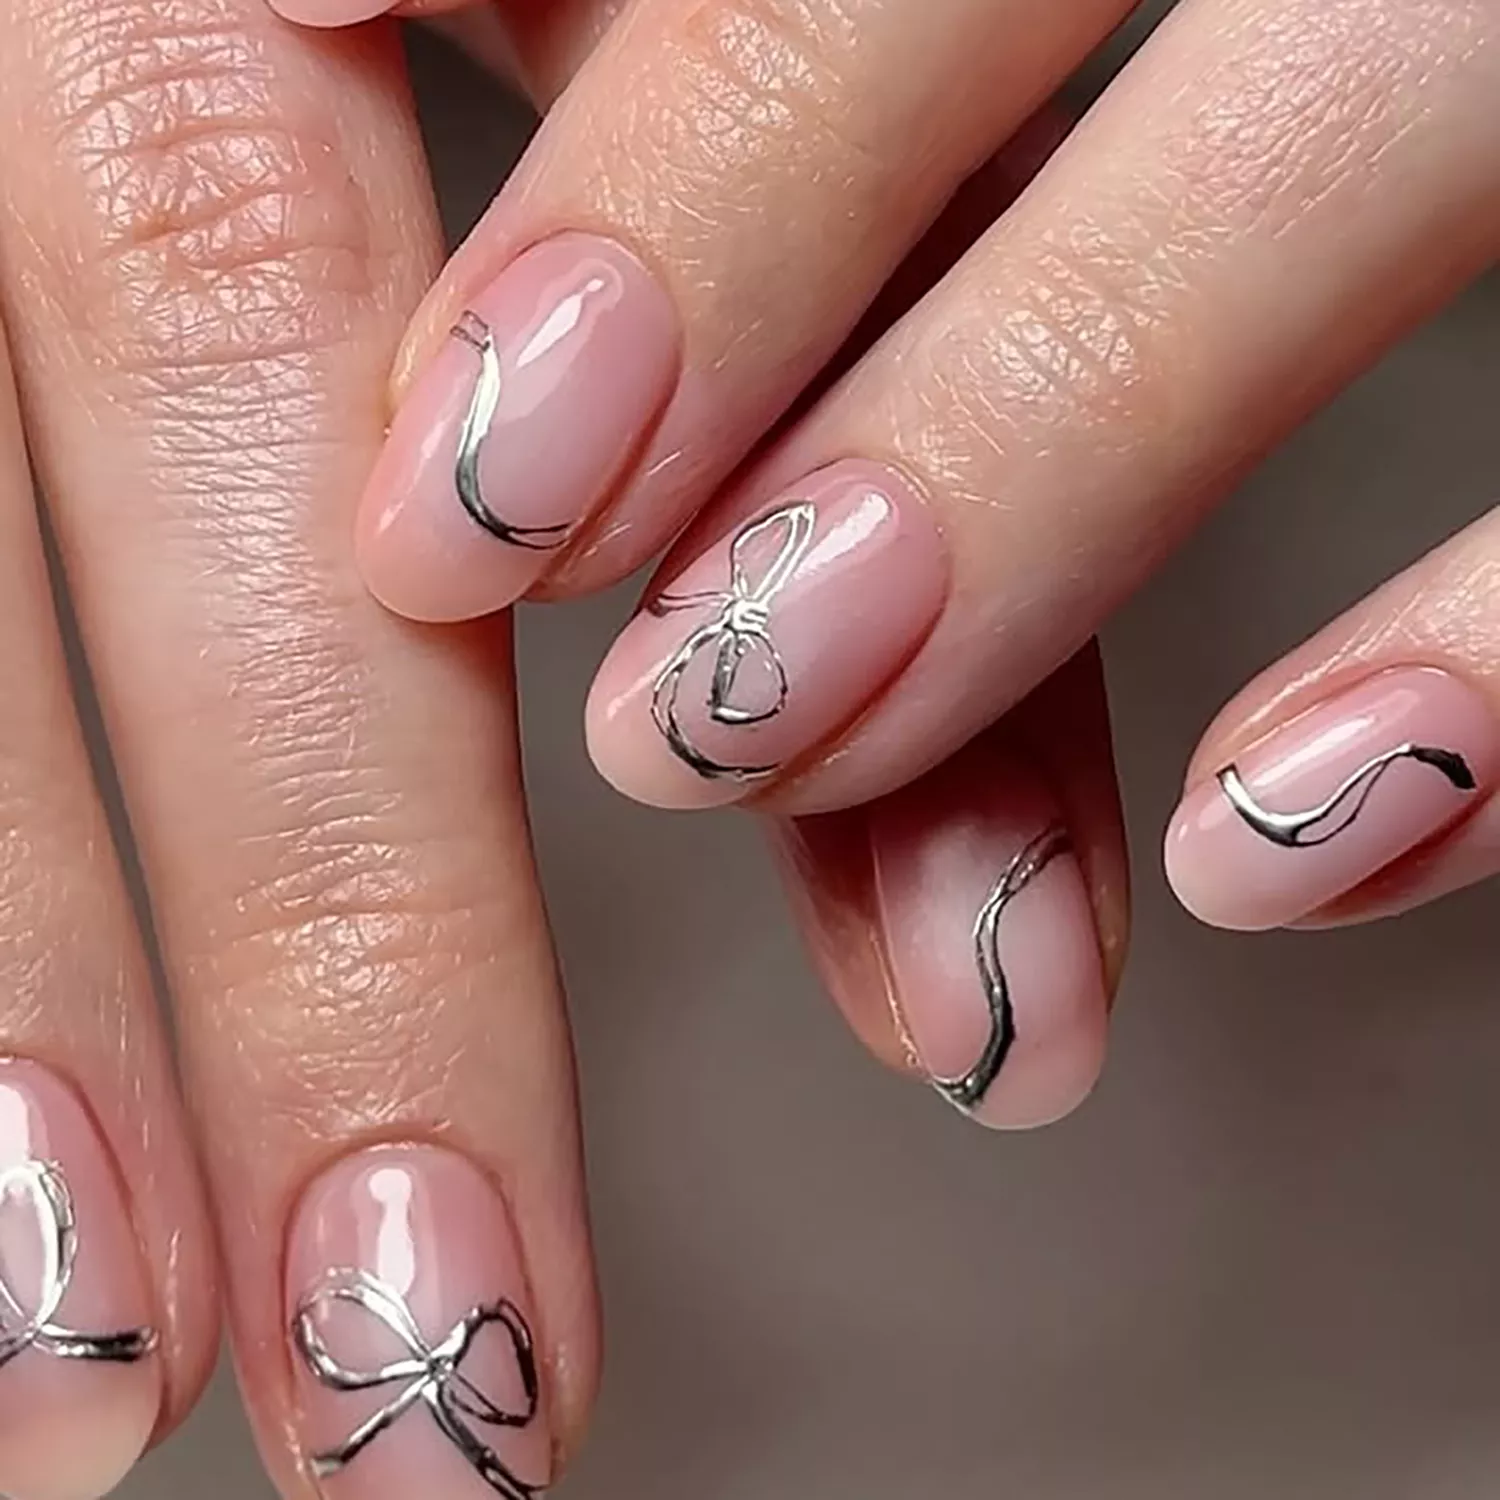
xmin=7 ymin=0 xmax=374 ymax=386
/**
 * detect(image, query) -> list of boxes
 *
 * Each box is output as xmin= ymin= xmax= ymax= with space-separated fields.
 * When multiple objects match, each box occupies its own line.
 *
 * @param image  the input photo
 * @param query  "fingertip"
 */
xmin=264 ymin=0 xmax=396 ymax=28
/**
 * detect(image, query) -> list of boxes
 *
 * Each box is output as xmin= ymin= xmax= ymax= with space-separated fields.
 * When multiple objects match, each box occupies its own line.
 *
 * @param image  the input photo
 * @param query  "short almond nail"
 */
xmin=0 ymin=1060 xmax=160 ymax=1500
xmin=286 ymin=1145 xmax=550 ymax=1500
xmin=586 ymin=460 xmax=948 ymax=810
xmin=357 ymin=234 xmax=680 ymax=623
xmin=870 ymin=759 xmax=1108 ymax=1130
xmin=264 ymin=0 xmax=393 ymax=28
xmin=1166 ymin=666 xmax=1498 ymax=930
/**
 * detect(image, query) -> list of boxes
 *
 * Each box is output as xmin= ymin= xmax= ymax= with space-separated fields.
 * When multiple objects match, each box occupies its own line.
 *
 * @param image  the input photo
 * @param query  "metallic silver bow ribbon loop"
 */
xmin=934 ymin=826 xmax=1070 ymax=1116
xmin=449 ymin=311 xmax=571 ymax=552
xmin=1218 ymin=742 xmax=1476 ymax=849
xmin=649 ymin=501 xmax=817 ymax=781
xmin=293 ymin=1268 xmax=542 ymax=1499
xmin=0 ymin=1160 xmax=158 ymax=1368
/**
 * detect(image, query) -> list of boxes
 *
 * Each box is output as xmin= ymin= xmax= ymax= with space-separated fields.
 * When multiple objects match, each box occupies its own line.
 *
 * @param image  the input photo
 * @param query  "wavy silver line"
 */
xmin=450 ymin=311 xmax=571 ymax=552
xmin=934 ymin=825 xmax=1070 ymax=1116
xmin=1218 ymin=742 xmax=1475 ymax=849
xmin=648 ymin=502 xmax=816 ymax=781
xmin=294 ymin=1267 xmax=542 ymax=1498
xmin=0 ymin=1160 xmax=157 ymax=1368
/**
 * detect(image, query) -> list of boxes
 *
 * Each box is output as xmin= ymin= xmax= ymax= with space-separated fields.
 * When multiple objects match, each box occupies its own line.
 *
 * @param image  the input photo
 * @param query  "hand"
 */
xmin=263 ymin=0 xmax=1498 ymax=1129
xmin=0 ymin=5 xmax=598 ymax=1497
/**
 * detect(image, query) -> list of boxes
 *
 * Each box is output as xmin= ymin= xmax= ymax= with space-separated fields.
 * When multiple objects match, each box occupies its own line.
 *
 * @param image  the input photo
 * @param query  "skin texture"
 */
xmin=0 ymin=0 xmax=598 ymax=1494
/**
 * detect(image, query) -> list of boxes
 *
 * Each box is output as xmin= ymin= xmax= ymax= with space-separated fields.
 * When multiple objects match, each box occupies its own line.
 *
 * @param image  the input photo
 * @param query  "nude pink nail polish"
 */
xmin=286 ymin=1146 xmax=550 ymax=1500
xmin=1166 ymin=667 xmax=1498 ymax=931
xmin=870 ymin=758 xmax=1108 ymax=1130
xmin=264 ymin=0 xmax=392 ymax=27
xmin=0 ymin=1060 xmax=160 ymax=1500
xmin=586 ymin=460 xmax=949 ymax=810
xmin=357 ymin=233 xmax=680 ymax=623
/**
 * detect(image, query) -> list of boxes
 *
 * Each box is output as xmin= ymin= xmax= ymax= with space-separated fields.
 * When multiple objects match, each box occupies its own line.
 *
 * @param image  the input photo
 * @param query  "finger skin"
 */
xmin=775 ymin=647 xmax=1126 ymax=1129
xmin=359 ymin=0 xmax=1138 ymax=620
xmin=588 ymin=0 xmax=1500 ymax=814
xmin=0 ymin=5 xmax=597 ymax=1495
xmin=0 ymin=343 xmax=217 ymax=1494
xmin=1170 ymin=507 xmax=1500 ymax=929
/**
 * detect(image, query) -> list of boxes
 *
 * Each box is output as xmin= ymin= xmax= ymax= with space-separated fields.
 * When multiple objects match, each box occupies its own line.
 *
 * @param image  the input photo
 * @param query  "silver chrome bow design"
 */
xmin=450 ymin=311 xmax=571 ymax=552
xmin=293 ymin=1268 xmax=542 ymax=1499
xmin=1218 ymin=743 xmax=1475 ymax=849
xmin=0 ymin=1160 xmax=157 ymax=1368
xmin=934 ymin=826 xmax=1070 ymax=1115
xmin=648 ymin=502 xmax=817 ymax=781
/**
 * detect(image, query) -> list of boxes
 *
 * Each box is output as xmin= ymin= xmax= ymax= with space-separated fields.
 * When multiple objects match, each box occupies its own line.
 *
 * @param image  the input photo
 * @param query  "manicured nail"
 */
xmin=357 ymin=234 xmax=680 ymax=623
xmin=586 ymin=460 xmax=948 ymax=809
xmin=286 ymin=1145 xmax=550 ymax=1500
xmin=265 ymin=0 xmax=392 ymax=28
xmin=1166 ymin=667 xmax=1497 ymax=930
xmin=0 ymin=1060 xmax=160 ymax=1500
xmin=870 ymin=761 xmax=1108 ymax=1129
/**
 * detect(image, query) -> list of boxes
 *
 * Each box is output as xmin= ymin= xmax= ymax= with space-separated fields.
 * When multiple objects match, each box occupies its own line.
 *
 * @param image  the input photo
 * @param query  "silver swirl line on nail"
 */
xmin=1218 ymin=743 xmax=1476 ymax=849
xmin=294 ymin=1268 xmax=542 ymax=1498
xmin=0 ymin=1160 xmax=157 ymax=1368
xmin=450 ymin=311 xmax=571 ymax=552
xmin=648 ymin=502 xmax=816 ymax=781
xmin=934 ymin=825 xmax=1070 ymax=1115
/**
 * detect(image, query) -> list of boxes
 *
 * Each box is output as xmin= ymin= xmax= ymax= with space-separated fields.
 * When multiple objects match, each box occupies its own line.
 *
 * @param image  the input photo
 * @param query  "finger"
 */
xmin=776 ymin=646 xmax=1127 ymax=1129
xmin=1165 ymin=506 xmax=1499 ymax=931
xmin=350 ymin=0 xmax=1139 ymax=622
xmin=0 ymin=342 xmax=217 ymax=1493
xmin=0 ymin=7 xmax=596 ymax=1499
xmin=584 ymin=0 xmax=1500 ymax=812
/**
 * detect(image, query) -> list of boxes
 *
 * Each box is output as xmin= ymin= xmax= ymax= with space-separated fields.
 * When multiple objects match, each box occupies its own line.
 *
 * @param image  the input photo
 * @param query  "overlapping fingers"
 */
xmin=0 ymin=0 xmax=599 ymax=1495
xmin=584 ymin=0 xmax=1500 ymax=816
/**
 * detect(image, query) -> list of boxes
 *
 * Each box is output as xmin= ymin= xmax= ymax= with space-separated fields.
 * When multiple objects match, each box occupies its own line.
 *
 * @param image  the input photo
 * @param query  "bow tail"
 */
xmin=312 ymin=1376 xmax=429 ymax=1477
xmin=427 ymin=1385 xmax=543 ymax=1500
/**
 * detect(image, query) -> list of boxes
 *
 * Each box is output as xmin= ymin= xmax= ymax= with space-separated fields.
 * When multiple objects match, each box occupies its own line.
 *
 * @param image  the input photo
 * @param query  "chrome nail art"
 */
xmin=0 ymin=1160 xmax=157 ymax=1367
xmin=450 ymin=313 xmax=571 ymax=552
xmin=935 ymin=826 xmax=1069 ymax=1115
xmin=293 ymin=1269 xmax=542 ymax=1499
xmin=1219 ymin=743 xmax=1476 ymax=849
xmin=648 ymin=502 xmax=815 ymax=781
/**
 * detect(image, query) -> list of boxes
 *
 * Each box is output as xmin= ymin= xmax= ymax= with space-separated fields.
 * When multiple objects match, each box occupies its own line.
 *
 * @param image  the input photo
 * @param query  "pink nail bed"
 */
xmin=870 ymin=758 xmax=1108 ymax=1130
xmin=357 ymin=233 xmax=680 ymax=623
xmin=1166 ymin=667 xmax=1498 ymax=931
xmin=286 ymin=1145 xmax=550 ymax=1500
xmin=586 ymin=460 xmax=949 ymax=810
xmin=0 ymin=1060 xmax=160 ymax=1500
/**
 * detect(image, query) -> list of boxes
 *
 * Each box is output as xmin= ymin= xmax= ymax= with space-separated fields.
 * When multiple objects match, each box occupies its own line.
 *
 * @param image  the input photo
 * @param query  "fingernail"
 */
xmin=265 ymin=0 xmax=393 ymax=28
xmin=357 ymin=234 xmax=680 ymax=622
xmin=586 ymin=460 xmax=948 ymax=809
xmin=0 ymin=1060 xmax=160 ymax=1500
xmin=286 ymin=1145 xmax=550 ymax=1500
xmin=1166 ymin=666 xmax=1497 ymax=930
xmin=870 ymin=761 xmax=1108 ymax=1129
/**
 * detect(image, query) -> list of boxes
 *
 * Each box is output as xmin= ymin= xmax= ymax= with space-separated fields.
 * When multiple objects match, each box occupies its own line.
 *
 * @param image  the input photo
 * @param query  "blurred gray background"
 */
xmin=122 ymin=5 xmax=1500 ymax=1497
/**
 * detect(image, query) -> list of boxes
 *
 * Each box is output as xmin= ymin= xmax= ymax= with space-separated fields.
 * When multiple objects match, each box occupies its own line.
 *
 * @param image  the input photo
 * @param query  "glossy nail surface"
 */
xmin=0 ymin=1060 xmax=159 ymax=1500
xmin=871 ymin=759 xmax=1108 ymax=1129
xmin=264 ymin=0 xmax=392 ymax=27
xmin=287 ymin=1145 xmax=549 ymax=1500
xmin=1166 ymin=667 xmax=1497 ymax=930
xmin=358 ymin=234 xmax=680 ymax=622
xmin=587 ymin=461 xmax=948 ymax=809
